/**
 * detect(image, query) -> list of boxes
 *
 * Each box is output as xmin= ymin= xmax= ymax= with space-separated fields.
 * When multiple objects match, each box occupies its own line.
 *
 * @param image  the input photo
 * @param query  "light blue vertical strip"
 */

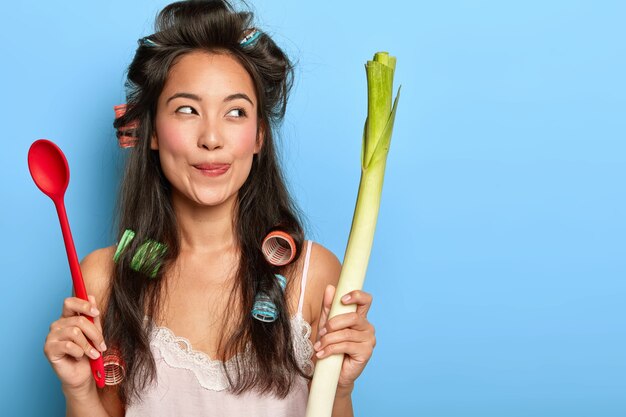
xmin=1 ymin=1 xmax=624 ymax=416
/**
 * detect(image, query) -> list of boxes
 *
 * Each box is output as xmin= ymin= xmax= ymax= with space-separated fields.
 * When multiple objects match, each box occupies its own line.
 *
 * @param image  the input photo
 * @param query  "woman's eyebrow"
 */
xmin=166 ymin=92 xmax=254 ymax=106
xmin=167 ymin=92 xmax=201 ymax=104
xmin=223 ymin=93 xmax=254 ymax=106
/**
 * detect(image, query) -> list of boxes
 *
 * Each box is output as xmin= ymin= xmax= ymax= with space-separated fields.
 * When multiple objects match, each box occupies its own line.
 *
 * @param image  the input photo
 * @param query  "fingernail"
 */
xmin=342 ymin=294 xmax=351 ymax=303
xmin=100 ymin=342 xmax=107 ymax=352
xmin=89 ymin=349 xmax=100 ymax=359
xmin=90 ymin=307 xmax=100 ymax=316
xmin=319 ymin=327 xmax=327 ymax=337
xmin=314 ymin=341 xmax=321 ymax=350
xmin=316 ymin=350 xmax=325 ymax=358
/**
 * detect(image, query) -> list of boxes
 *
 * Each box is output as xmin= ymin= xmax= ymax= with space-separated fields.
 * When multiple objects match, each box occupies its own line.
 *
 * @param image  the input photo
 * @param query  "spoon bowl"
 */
xmin=28 ymin=139 xmax=69 ymax=201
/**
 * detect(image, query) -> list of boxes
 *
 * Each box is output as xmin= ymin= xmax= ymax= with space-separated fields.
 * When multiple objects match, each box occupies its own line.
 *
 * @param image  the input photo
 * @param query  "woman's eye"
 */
xmin=176 ymin=106 xmax=196 ymax=114
xmin=227 ymin=108 xmax=247 ymax=118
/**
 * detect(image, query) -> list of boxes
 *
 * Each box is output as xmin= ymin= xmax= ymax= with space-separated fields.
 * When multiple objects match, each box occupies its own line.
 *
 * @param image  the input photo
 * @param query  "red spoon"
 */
xmin=27 ymin=139 xmax=106 ymax=389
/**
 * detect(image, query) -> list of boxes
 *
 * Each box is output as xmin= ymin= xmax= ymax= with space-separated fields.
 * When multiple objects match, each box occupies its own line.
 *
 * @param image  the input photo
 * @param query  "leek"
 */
xmin=305 ymin=52 xmax=401 ymax=416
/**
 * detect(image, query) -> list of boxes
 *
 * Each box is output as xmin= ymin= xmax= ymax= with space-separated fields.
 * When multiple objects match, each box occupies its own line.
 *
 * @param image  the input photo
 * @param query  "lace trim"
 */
xmin=147 ymin=314 xmax=315 ymax=391
xmin=291 ymin=314 xmax=315 ymax=377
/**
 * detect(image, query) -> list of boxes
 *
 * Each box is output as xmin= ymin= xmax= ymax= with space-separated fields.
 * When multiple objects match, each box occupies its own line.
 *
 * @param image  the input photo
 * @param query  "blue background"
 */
xmin=1 ymin=0 xmax=624 ymax=415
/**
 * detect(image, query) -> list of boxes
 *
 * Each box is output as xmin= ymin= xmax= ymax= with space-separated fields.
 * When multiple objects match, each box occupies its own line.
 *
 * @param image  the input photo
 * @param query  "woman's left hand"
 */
xmin=313 ymin=285 xmax=376 ymax=390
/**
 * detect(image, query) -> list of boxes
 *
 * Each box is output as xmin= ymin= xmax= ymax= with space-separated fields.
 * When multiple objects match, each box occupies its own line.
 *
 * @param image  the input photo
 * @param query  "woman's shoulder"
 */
xmin=305 ymin=241 xmax=342 ymax=285
xmin=79 ymin=245 xmax=117 ymax=311
xmin=300 ymin=241 xmax=342 ymax=325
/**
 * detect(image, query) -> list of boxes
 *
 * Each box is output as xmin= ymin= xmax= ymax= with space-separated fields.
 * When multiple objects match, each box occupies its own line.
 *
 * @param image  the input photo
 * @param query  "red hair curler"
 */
xmin=103 ymin=346 xmax=126 ymax=386
xmin=262 ymin=230 xmax=296 ymax=266
xmin=114 ymin=104 xmax=139 ymax=148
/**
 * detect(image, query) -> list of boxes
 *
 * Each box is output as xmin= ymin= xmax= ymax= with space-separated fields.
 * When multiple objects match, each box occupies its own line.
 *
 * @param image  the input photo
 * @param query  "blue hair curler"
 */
xmin=239 ymin=28 xmax=262 ymax=47
xmin=251 ymin=274 xmax=287 ymax=322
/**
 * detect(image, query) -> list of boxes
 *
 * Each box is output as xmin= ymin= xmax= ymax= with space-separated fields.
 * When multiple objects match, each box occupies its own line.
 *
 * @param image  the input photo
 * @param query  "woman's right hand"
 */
xmin=43 ymin=295 xmax=107 ymax=393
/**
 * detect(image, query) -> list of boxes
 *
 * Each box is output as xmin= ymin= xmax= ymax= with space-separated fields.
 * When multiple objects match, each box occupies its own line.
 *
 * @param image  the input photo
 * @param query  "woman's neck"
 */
xmin=171 ymin=190 xmax=238 ymax=255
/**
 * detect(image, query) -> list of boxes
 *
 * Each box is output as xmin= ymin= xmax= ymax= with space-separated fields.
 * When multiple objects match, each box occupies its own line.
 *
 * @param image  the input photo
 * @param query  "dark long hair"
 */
xmin=108 ymin=0 xmax=307 ymax=404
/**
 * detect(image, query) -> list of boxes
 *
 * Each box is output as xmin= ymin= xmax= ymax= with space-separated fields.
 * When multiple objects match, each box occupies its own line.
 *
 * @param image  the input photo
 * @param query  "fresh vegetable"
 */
xmin=305 ymin=51 xmax=401 ymax=417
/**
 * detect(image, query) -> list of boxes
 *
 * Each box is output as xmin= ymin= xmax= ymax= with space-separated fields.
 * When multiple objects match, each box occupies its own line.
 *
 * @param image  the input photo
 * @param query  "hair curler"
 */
xmin=261 ymin=230 xmax=296 ymax=266
xmin=103 ymin=347 xmax=126 ymax=386
xmin=114 ymin=104 xmax=139 ymax=148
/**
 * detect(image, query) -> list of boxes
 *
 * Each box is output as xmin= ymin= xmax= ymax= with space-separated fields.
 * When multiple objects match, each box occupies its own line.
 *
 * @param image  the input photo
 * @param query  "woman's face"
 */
xmin=152 ymin=50 xmax=262 ymax=209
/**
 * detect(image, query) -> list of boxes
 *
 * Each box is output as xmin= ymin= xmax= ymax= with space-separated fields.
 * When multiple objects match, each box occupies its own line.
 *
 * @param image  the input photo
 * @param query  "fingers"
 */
xmin=61 ymin=296 xmax=100 ymax=319
xmin=313 ymin=318 xmax=376 ymax=360
xmin=316 ymin=289 xmax=374 ymax=338
xmin=314 ymin=340 xmax=373 ymax=361
xmin=45 ymin=326 xmax=101 ymax=363
xmin=318 ymin=312 xmax=372 ymax=336
xmin=340 ymin=289 xmax=373 ymax=318
xmin=45 ymin=295 xmax=107 ymax=364
xmin=45 ymin=340 xmax=89 ymax=361
xmin=48 ymin=327 xmax=102 ymax=360
xmin=51 ymin=315 xmax=107 ymax=353
xmin=315 ymin=326 xmax=369 ymax=349
xmin=59 ymin=295 xmax=106 ymax=350
xmin=314 ymin=289 xmax=376 ymax=360
xmin=88 ymin=295 xmax=103 ymax=335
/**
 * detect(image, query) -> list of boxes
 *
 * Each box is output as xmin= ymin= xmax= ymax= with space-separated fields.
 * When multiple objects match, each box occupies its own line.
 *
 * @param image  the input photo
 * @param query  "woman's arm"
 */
xmin=65 ymin=383 xmax=112 ymax=417
xmin=305 ymin=242 xmax=376 ymax=417
xmin=331 ymin=384 xmax=354 ymax=417
xmin=66 ymin=247 xmax=125 ymax=417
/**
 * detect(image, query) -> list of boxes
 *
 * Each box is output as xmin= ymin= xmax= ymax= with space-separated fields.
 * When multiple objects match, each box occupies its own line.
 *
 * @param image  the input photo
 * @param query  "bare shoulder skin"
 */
xmin=300 ymin=242 xmax=342 ymax=366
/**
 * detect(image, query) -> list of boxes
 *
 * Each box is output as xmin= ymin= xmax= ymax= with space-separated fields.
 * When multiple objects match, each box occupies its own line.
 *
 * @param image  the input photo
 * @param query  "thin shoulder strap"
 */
xmin=297 ymin=240 xmax=313 ymax=315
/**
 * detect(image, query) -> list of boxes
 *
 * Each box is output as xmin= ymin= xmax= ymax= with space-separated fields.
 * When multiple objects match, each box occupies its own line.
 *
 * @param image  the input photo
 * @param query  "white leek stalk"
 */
xmin=305 ymin=52 xmax=401 ymax=417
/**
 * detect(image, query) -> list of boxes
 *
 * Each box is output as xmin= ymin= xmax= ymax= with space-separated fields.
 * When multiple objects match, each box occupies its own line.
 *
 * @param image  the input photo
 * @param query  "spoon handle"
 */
xmin=54 ymin=199 xmax=106 ymax=389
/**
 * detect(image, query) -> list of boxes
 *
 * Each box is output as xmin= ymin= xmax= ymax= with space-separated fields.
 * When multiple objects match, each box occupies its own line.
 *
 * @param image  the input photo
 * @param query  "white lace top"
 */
xmin=125 ymin=240 xmax=315 ymax=417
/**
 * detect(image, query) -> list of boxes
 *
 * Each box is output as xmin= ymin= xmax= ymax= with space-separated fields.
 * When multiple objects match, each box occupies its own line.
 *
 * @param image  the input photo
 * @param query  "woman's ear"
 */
xmin=150 ymin=133 xmax=159 ymax=150
xmin=254 ymin=120 xmax=265 ymax=154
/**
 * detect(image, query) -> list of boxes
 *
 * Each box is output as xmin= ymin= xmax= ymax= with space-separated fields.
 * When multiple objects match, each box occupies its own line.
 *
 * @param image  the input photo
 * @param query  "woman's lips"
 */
xmin=194 ymin=163 xmax=231 ymax=177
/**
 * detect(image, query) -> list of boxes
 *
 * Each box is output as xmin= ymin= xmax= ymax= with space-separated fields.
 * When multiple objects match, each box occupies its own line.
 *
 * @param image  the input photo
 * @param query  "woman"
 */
xmin=43 ymin=1 xmax=376 ymax=416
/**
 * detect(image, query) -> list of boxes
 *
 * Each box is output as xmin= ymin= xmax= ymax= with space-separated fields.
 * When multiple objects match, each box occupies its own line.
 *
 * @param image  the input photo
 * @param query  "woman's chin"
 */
xmin=188 ymin=193 xmax=237 ymax=210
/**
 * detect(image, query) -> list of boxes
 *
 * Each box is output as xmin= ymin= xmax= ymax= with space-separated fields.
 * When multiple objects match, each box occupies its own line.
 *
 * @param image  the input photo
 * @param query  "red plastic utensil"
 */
xmin=27 ymin=139 xmax=106 ymax=389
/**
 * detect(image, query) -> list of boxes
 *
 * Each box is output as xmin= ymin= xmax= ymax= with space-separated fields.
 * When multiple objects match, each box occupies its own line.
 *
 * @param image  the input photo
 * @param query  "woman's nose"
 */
xmin=197 ymin=122 xmax=223 ymax=150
